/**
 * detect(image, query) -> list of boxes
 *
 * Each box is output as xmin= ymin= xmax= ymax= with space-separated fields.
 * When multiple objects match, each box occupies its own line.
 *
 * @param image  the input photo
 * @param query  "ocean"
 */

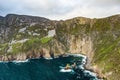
xmin=0 ymin=54 xmax=98 ymax=80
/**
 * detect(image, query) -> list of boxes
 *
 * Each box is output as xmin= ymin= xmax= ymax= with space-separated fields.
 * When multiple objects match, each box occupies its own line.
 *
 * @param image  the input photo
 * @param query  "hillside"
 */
xmin=0 ymin=14 xmax=120 ymax=80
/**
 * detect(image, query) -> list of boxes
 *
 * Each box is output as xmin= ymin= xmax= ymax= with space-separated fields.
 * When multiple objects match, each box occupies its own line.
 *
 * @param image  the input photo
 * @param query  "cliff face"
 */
xmin=0 ymin=14 xmax=120 ymax=80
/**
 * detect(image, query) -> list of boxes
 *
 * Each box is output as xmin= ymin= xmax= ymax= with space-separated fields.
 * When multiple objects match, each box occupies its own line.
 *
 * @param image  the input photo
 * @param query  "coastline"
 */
xmin=0 ymin=53 xmax=104 ymax=80
xmin=84 ymin=57 xmax=106 ymax=80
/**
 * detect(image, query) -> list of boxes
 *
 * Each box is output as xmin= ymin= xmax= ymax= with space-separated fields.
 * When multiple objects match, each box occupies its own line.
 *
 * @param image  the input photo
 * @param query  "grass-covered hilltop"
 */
xmin=0 ymin=14 xmax=120 ymax=80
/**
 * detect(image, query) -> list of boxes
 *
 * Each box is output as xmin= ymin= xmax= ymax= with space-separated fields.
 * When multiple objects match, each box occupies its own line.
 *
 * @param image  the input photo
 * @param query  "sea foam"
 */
xmin=66 ymin=53 xmax=87 ymax=64
xmin=13 ymin=59 xmax=29 ymax=63
xmin=60 ymin=68 xmax=73 ymax=72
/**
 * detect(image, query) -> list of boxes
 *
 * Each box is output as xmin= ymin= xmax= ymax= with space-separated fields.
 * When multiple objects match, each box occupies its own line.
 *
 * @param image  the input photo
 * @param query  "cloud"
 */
xmin=0 ymin=0 xmax=120 ymax=20
xmin=22 ymin=0 xmax=74 ymax=15
xmin=88 ymin=0 xmax=120 ymax=7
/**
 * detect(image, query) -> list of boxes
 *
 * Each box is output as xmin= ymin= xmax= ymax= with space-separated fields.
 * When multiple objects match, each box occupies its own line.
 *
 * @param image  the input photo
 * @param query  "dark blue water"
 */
xmin=0 ymin=55 xmax=98 ymax=80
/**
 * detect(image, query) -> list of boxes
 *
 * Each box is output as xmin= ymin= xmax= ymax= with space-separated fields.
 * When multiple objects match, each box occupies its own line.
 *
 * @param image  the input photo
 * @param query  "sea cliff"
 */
xmin=0 ymin=14 xmax=120 ymax=80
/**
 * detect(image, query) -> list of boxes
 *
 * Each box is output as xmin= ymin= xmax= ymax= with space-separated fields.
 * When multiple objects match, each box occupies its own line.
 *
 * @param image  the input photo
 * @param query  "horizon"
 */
xmin=0 ymin=0 xmax=120 ymax=20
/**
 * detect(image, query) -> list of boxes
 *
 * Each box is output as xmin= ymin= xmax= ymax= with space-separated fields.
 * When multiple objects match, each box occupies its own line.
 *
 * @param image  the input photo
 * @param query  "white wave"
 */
xmin=84 ymin=70 xmax=97 ymax=76
xmin=0 ymin=59 xmax=29 ymax=63
xmin=66 ymin=53 xmax=86 ymax=59
xmin=54 ymin=56 xmax=59 ymax=58
xmin=78 ymin=65 xmax=84 ymax=69
xmin=59 ymin=66 xmax=64 ymax=69
xmin=44 ymin=57 xmax=53 ymax=60
xmin=60 ymin=68 xmax=72 ymax=72
xmin=0 ymin=61 xmax=9 ymax=63
xmin=13 ymin=59 xmax=29 ymax=63
xmin=84 ymin=70 xmax=100 ymax=80
xmin=66 ymin=53 xmax=87 ymax=64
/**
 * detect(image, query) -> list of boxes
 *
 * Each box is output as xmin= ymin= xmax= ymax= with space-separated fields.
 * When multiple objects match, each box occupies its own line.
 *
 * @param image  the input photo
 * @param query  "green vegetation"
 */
xmin=93 ymin=32 xmax=120 ymax=80
xmin=0 ymin=43 xmax=8 ymax=54
xmin=56 ymin=17 xmax=120 ymax=80
xmin=22 ymin=38 xmax=41 ymax=52
xmin=40 ymin=37 xmax=52 ymax=44
xmin=14 ymin=37 xmax=53 ymax=52
xmin=92 ymin=19 xmax=111 ymax=31
xmin=11 ymin=43 xmax=23 ymax=54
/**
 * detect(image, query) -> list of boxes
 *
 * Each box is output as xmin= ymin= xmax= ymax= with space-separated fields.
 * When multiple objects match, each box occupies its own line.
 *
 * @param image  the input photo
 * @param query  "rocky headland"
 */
xmin=0 ymin=14 xmax=120 ymax=80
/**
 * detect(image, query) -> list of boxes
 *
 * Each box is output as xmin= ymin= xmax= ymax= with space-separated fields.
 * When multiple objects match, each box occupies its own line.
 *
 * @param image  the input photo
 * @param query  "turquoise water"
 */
xmin=0 ymin=55 xmax=98 ymax=80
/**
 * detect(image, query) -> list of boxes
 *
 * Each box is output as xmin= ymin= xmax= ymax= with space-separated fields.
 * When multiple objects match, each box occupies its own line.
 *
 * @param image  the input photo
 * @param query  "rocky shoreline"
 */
xmin=0 ymin=52 xmax=104 ymax=80
xmin=84 ymin=57 xmax=106 ymax=80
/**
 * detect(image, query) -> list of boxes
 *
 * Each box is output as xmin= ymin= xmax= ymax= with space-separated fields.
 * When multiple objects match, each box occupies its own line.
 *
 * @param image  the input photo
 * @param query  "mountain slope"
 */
xmin=0 ymin=14 xmax=120 ymax=80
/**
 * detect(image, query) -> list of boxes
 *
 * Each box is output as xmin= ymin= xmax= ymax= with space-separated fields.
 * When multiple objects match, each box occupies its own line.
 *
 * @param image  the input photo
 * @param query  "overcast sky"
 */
xmin=0 ymin=0 xmax=120 ymax=20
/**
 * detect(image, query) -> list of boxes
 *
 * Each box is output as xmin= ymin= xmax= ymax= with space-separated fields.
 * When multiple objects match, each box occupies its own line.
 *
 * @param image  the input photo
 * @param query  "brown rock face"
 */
xmin=42 ymin=48 xmax=51 ymax=58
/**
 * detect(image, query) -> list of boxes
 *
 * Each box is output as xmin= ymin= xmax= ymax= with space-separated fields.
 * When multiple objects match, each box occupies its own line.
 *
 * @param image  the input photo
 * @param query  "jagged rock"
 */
xmin=42 ymin=48 xmax=51 ymax=58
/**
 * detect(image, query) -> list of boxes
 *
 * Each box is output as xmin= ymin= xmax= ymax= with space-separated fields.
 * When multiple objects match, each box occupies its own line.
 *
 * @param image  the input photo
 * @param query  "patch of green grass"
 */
xmin=92 ymin=32 xmax=120 ymax=80
xmin=15 ymin=32 xmax=31 ymax=40
xmin=22 ymin=38 xmax=41 ymax=51
xmin=92 ymin=19 xmax=111 ymax=31
xmin=94 ymin=34 xmax=120 ymax=63
xmin=11 ymin=43 xmax=23 ymax=54
xmin=0 ymin=43 xmax=8 ymax=54
xmin=21 ymin=37 xmax=52 ymax=52
xmin=40 ymin=37 xmax=52 ymax=44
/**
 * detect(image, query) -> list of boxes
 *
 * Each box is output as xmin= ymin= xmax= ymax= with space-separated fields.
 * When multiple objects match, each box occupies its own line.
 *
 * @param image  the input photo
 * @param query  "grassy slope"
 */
xmin=9 ymin=37 xmax=52 ymax=54
xmin=56 ymin=16 xmax=120 ymax=80
xmin=91 ymin=16 xmax=120 ymax=80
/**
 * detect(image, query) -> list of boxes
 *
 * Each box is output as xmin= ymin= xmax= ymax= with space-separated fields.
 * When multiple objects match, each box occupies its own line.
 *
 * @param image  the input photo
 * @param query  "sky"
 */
xmin=0 ymin=0 xmax=120 ymax=20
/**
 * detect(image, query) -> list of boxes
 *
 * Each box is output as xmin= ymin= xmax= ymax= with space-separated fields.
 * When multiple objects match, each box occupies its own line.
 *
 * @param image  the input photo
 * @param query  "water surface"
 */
xmin=0 ymin=55 xmax=98 ymax=80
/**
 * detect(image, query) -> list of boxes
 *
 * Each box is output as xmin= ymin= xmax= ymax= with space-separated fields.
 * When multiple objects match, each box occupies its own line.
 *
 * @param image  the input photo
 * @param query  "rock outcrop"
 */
xmin=0 ymin=14 xmax=120 ymax=80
